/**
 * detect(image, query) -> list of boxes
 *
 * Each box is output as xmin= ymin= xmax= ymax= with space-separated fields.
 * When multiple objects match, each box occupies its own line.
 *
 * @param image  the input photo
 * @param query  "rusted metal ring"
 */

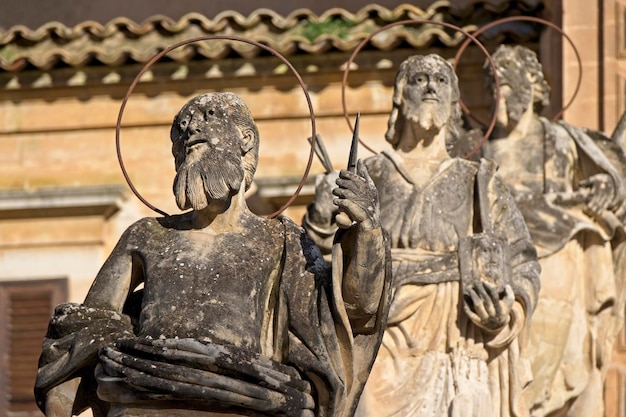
xmin=341 ymin=19 xmax=500 ymax=159
xmin=454 ymin=15 xmax=582 ymax=123
xmin=116 ymin=35 xmax=317 ymax=218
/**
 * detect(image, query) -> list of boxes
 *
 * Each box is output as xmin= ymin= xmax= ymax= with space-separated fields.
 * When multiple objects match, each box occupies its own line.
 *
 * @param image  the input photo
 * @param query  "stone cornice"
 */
xmin=0 ymin=185 xmax=127 ymax=220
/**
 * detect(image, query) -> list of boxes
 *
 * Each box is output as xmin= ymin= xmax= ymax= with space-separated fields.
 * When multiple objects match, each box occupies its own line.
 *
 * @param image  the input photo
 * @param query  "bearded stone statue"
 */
xmin=304 ymin=54 xmax=540 ymax=417
xmin=483 ymin=45 xmax=626 ymax=417
xmin=34 ymin=92 xmax=392 ymax=417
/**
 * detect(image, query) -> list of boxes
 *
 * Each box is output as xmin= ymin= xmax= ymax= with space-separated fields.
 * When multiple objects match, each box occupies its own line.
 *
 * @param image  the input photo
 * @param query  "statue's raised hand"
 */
xmin=463 ymin=282 xmax=514 ymax=332
xmin=333 ymin=160 xmax=380 ymax=231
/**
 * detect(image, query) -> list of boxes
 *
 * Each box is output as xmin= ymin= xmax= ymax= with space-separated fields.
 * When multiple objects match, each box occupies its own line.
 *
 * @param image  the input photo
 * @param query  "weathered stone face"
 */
xmin=385 ymin=54 xmax=463 ymax=148
xmin=400 ymin=55 xmax=455 ymax=131
xmin=486 ymin=45 xmax=550 ymax=127
xmin=170 ymin=92 xmax=259 ymax=210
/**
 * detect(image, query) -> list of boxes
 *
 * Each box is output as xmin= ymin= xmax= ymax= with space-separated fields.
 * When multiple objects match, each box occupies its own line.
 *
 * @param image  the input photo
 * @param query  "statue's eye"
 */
xmin=179 ymin=117 xmax=189 ymax=130
xmin=205 ymin=109 xmax=215 ymax=119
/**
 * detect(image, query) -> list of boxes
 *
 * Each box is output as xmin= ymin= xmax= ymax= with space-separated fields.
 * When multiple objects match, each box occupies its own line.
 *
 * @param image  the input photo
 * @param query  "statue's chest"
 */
xmin=488 ymin=135 xmax=545 ymax=190
xmin=379 ymin=160 xmax=477 ymax=249
xmin=139 ymin=231 xmax=284 ymax=348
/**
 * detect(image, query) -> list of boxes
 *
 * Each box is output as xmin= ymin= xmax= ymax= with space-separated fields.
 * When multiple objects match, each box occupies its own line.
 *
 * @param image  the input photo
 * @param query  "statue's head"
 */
xmin=485 ymin=45 xmax=550 ymax=125
xmin=385 ymin=54 xmax=462 ymax=148
xmin=170 ymin=92 xmax=260 ymax=211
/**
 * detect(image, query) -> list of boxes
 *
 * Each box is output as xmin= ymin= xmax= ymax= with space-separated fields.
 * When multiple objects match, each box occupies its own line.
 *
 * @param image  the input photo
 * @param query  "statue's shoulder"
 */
xmin=364 ymin=152 xmax=393 ymax=168
xmin=277 ymin=214 xmax=324 ymax=258
xmin=274 ymin=215 xmax=303 ymax=240
xmin=363 ymin=151 xmax=401 ymax=181
xmin=121 ymin=215 xmax=189 ymax=243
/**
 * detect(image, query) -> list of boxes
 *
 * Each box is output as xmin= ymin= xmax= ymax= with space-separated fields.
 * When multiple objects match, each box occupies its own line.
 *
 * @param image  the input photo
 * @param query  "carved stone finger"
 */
xmin=332 ymin=187 xmax=357 ymax=200
xmin=463 ymin=302 xmax=483 ymax=326
xmin=502 ymin=285 xmax=515 ymax=310
xmin=334 ymin=200 xmax=367 ymax=224
xmin=475 ymin=283 xmax=496 ymax=318
xmin=467 ymin=287 xmax=489 ymax=321
xmin=485 ymin=283 xmax=503 ymax=317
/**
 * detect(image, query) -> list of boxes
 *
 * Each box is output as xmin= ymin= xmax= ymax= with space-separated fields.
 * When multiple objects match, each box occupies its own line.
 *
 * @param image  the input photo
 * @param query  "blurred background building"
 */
xmin=0 ymin=0 xmax=624 ymax=415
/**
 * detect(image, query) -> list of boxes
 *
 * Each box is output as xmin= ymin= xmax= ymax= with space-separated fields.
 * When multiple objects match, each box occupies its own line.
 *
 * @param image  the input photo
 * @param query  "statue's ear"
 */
xmin=241 ymin=127 xmax=257 ymax=153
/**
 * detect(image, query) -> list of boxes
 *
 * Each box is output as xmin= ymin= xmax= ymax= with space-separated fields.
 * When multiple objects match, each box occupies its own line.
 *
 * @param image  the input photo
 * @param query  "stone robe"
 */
xmin=35 ymin=215 xmax=391 ymax=417
xmin=344 ymin=153 xmax=540 ymax=417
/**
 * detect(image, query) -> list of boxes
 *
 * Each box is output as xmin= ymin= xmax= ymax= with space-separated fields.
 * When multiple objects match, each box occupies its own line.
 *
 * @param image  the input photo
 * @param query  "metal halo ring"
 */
xmin=116 ymin=35 xmax=317 ymax=218
xmin=453 ymin=15 xmax=583 ymax=124
xmin=341 ymin=19 xmax=500 ymax=159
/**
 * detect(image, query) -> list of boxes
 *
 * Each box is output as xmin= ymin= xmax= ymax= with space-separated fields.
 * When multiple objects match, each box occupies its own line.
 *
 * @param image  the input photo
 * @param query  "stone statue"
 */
xmin=482 ymin=44 xmax=626 ymax=417
xmin=34 ymin=92 xmax=392 ymax=417
xmin=304 ymin=54 xmax=541 ymax=417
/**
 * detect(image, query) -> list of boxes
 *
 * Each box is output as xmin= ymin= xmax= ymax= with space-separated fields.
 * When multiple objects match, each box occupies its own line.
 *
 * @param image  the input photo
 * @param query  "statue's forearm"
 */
xmin=340 ymin=227 xmax=389 ymax=322
xmin=44 ymin=379 xmax=80 ymax=417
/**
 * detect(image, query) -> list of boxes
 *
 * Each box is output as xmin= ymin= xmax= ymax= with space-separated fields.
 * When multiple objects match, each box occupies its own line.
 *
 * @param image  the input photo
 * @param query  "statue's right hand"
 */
xmin=333 ymin=161 xmax=380 ymax=231
xmin=579 ymin=173 xmax=616 ymax=216
xmin=463 ymin=282 xmax=514 ymax=332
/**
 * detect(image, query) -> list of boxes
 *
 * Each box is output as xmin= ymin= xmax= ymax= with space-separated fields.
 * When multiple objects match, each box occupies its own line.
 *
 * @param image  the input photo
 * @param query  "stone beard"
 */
xmin=403 ymin=99 xmax=450 ymax=133
xmin=173 ymin=140 xmax=245 ymax=211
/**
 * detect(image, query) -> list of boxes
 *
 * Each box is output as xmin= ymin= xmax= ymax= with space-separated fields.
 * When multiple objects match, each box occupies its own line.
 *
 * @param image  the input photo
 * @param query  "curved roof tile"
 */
xmin=0 ymin=2 xmax=544 ymax=72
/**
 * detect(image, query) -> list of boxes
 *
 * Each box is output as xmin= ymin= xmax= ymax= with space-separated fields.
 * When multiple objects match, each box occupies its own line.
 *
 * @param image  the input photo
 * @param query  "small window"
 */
xmin=0 ymin=279 xmax=67 ymax=417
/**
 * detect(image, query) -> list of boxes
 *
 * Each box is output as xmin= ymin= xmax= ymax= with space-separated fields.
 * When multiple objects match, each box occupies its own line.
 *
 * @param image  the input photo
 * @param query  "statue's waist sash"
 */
xmin=391 ymin=249 xmax=459 ymax=286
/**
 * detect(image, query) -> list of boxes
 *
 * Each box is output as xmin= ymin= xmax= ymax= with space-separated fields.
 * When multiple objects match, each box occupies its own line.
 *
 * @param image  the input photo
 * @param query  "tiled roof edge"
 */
xmin=0 ymin=2 xmax=544 ymax=71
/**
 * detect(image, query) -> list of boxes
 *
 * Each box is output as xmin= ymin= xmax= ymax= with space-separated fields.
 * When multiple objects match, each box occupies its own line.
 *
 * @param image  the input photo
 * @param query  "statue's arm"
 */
xmin=36 ymin=222 xmax=144 ymax=416
xmin=84 ymin=221 xmax=144 ymax=311
xmin=463 ymin=167 xmax=540 ymax=346
xmin=332 ymin=161 xmax=389 ymax=329
xmin=491 ymin=174 xmax=541 ymax=318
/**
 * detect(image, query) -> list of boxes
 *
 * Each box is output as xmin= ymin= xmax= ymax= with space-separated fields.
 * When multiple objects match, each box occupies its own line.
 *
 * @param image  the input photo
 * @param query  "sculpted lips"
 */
xmin=421 ymin=93 xmax=439 ymax=102
xmin=186 ymin=137 xmax=208 ymax=153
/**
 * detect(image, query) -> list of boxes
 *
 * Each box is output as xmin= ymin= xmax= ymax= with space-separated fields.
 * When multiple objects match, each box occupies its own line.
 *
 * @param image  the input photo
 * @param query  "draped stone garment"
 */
xmin=351 ymin=154 xmax=540 ymax=417
xmin=486 ymin=119 xmax=626 ymax=417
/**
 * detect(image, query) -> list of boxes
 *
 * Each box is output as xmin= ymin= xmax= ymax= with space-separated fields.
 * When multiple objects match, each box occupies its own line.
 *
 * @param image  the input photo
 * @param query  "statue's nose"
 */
xmin=188 ymin=119 xmax=202 ymax=135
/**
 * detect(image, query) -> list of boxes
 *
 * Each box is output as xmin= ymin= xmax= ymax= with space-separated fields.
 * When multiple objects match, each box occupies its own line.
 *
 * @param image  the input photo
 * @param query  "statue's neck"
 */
xmin=395 ymin=125 xmax=450 ymax=187
xmin=397 ymin=123 xmax=450 ymax=161
xmin=191 ymin=187 xmax=250 ymax=232
xmin=493 ymin=90 xmax=539 ymax=140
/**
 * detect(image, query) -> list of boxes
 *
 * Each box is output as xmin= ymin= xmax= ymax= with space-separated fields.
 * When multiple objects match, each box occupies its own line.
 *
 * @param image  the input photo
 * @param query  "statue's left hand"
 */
xmin=332 ymin=160 xmax=380 ymax=231
xmin=579 ymin=173 xmax=616 ymax=216
xmin=463 ymin=282 xmax=514 ymax=332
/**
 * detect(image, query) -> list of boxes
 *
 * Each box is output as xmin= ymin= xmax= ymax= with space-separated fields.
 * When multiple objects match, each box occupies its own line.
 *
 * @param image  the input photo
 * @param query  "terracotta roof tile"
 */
xmin=0 ymin=2 xmax=544 ymax=72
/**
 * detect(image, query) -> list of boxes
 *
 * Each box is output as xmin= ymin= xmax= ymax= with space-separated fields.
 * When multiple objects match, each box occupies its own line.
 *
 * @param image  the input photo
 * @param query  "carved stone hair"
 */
xmin=385 ymin=54 xmax=462 ymax=147
xmin=486 ymin=45 xmax=551 ymax=114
